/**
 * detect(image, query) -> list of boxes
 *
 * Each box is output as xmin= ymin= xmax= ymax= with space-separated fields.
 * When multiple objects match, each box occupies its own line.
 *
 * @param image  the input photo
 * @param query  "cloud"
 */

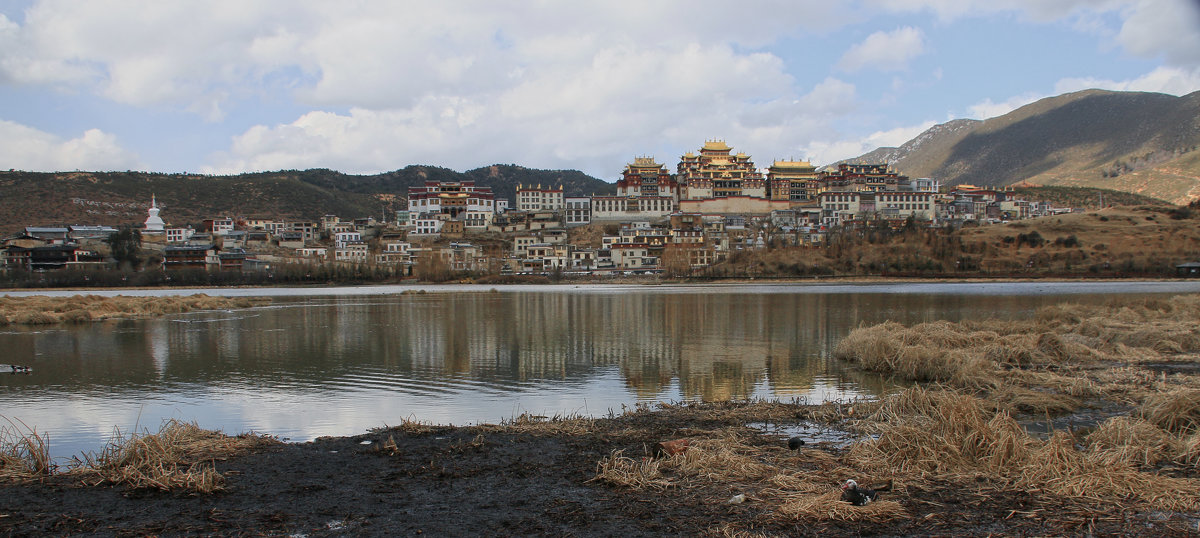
xmin=1055 ymin=66 xmax=1200 ymax=96
xmin=966 ymin=61 xmax=1200 ymax=122
xmin=205 ymin=59 xmax=859 ymax=177
xmin=1116 ymin=0 xmax=1200 ymax=67
xmin=0 ymin=1 xmax=851 ymax=115
xmin=966 ymin=92 xmax=1046 ymax=119
xmin=865 ymin=0 xmax=1130 ymax=23
xmin=869 ymin=0 xmax=1200 ymax=69
xmin=837 ymin=27 xmax=927 ymax=72
xmin=800 ymin=120 xmax=936 ymax=164
xmin=0 ymin=120 xmax=142 ymax=171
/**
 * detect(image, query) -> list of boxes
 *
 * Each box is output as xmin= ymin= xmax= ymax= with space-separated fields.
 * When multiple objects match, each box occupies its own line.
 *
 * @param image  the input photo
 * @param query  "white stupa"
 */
xmin=144 ymin=194 xmax=165 ymax=234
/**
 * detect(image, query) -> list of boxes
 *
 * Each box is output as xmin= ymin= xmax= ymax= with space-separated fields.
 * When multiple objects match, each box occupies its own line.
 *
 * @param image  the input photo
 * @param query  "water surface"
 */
xmin=2 ymin=281 xmax=1198 ymax=460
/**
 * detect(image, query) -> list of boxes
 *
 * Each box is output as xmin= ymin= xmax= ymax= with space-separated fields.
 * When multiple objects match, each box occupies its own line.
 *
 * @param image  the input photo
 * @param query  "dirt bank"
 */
xmin=1 ymin=400 xmax=1197 ymax=537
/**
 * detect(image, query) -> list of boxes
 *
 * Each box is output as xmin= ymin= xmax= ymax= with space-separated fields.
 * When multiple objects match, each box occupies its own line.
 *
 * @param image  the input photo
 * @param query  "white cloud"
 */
xmin=837 ymin=27 xmax=927 ymax=72
xmin=866 ymin=0 xmax=1130 ymax=23
xmin=966 ymin=92 xmax=1046 ymax=119
xmin=1116 ymin=0 xmax=1200 ymax=67
xmin=801 ymin=120 xmax=936 ymax=164
xmin=0 ymin=120 xmax=142 ymax=171
xmin=0 ymin=1 xmax=851 ymax=114
xmin=1055 ymin=66 xmax=1200 ymax=96
xmin=966 ymin=61 xmax=1200 ymax=122
xmin=869 ymin=0 xmax=1200 ymax=69
xmin=206 ymin=74 xmax=860 ymax=177
xmin=6 ymin=0 xmax=1196 ymax=178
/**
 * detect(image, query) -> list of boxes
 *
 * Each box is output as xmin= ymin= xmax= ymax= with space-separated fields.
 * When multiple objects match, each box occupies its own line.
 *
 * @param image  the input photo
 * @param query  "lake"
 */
xmin=3 ymin=281 xmax=1200 ymax=460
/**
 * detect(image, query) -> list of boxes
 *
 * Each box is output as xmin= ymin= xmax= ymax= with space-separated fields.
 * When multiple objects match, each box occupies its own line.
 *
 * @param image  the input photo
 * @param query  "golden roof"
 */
xmin=771 ymin=160 xmax=815 ymax=169
xmin=702 ymin=140 xmax=731 ymax=152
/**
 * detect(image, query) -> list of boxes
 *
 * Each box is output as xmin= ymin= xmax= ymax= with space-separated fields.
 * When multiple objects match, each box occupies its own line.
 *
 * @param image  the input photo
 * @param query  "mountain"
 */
xmin=0 ymin=166 xmax=615 ymax=235
xmin=838 ymin=89 xmax=1200 ymax=204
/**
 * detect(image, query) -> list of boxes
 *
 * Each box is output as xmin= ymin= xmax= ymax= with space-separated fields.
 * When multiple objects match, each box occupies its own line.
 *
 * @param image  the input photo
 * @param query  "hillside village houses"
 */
xmin=2 ymin=139 xmax=1072 ymax=275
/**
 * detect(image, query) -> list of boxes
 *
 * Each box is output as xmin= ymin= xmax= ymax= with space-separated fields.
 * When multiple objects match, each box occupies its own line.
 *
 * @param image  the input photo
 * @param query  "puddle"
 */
xmin=746 ymin=421 xmax=868 ymax=448
xmin=1018 ymin=402 xmax=1134 ymax=440
xmin=1143 ymin=362 xmax=1200 ymax=375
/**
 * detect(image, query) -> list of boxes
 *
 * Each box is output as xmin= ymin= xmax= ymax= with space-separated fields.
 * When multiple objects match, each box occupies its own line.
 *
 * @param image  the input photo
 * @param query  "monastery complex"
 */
xmin=3 ymin=140 xmax=1064 ymax=276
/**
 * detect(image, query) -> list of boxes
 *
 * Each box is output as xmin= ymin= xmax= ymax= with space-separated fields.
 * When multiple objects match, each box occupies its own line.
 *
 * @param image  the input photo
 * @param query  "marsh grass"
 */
xmin=1138 ymin=388 xmax=1200 ymax=434
xmin=592 ymin=449 xmax=671 ymax=489
xmin=0 ymin=294 xmax=269 ymax=325
xmin=836 ymin=294 xmax=1200 ymax=417
xmin=70 ymin=419 xmax=278 ymax=493
xmin=488 ymin=412 xmax=597 ymax=436
xmin=1084 ymin=416 xmax=1176 ymax=467
xmin=0 ymin=417 xmax=53 ymax=481
xmin=848 ymin=387 xmax=1200 ymax=511
xmin=776 ymin=490 xmax=907 ymax=522
xmin=587 ymin=394 xmax=1200 ymax=525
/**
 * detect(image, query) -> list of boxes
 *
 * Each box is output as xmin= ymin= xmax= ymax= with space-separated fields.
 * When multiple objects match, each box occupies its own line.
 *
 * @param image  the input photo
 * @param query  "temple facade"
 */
xmin=767 ymin=160 xmax=819 ymax=201
xmin=677 ymin=140 xmax=765 ymax=200
xmin=407 ymin=181 xmax=497 ymax=218
xmin=617 ymin=157 xmax=681 ymax=202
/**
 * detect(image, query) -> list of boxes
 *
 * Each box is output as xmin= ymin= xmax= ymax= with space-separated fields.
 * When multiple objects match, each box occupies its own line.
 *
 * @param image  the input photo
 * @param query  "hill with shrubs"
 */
xmin=0 ymin=166 xmax=615 ymax=235
xmin=840 ymin=89 xmax=1200 ymax=205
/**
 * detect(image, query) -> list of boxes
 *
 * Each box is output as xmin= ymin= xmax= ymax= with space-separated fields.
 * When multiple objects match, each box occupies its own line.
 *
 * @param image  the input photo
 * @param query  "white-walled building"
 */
xmin=516 ymin=184 xmax=564 ymax=212
xmin=408 ymin=181 xmax=497 ymax=217
xmin=333 ymin=231 xmax=362 ymax=249
xmin=565 ymin=197 xmax=592 ymax=226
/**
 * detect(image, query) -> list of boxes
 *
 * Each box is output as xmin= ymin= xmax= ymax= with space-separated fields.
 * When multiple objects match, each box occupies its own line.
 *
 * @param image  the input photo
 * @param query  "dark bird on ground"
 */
xmin=841 ymin=479 xmax=892 ymax=506
xmin=787 ymin=436 xmax=805 ymax=450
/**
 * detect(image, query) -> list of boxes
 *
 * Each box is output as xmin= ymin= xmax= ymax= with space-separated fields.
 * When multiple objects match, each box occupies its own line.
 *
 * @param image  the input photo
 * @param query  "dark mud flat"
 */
xmin=1 ymin=402 xmax=1196 ymax=537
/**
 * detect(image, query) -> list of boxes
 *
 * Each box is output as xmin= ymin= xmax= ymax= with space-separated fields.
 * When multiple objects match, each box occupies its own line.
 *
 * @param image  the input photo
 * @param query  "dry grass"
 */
xmin=1084 ymin=416 xmax=1176 ymax=467
xmin=1016 ymin=431 xmax=1195 ymax=511
xmin=833 ymin=321 xmax=996 ymax=387
xmin=0 ymin=294 xmax=269 ymax=325
xmin=592 ymin=449 xmax=671 ymax=489
xmin=848 ymin=388 xmax=1030 ymax=478
xmin=776 ymin=490 xmax=907 ymax=522
xmin=837 ymin=294 xmax=1200 ymax=415
xmin=585 ymin=394 xmax=1200 ymax=527
xmin=485 ymin=412 xmax=597 ymax=436
xmin=848 ymin=387 xmax=1200 ymax=511
xmin=0 ymin=417 xmax=53 ymax=481
xmin=590 ymin=416 xmax=906 ymax=524
xmin=377 ymin=416 xmax=437 ymax=435
xmin=70 ymin=419 xmax=278 ymax=493
xmin=671 ymin=435 xmax=775 ymax=483
xmin=1137 ymin=388 xmax=1200 ymax=434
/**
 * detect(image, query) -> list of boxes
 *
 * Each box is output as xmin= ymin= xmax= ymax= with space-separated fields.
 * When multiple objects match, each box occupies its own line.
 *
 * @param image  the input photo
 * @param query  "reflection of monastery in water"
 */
xmin=271 ymin=293 xmax=847 ymax=401
xmin=1 ymin=292 xmax=1106 ymax=402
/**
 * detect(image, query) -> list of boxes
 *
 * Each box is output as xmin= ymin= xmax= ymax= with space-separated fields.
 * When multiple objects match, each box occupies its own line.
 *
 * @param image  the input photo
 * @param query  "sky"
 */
xmin=1 ymin=0 xmax=1199 ymax=181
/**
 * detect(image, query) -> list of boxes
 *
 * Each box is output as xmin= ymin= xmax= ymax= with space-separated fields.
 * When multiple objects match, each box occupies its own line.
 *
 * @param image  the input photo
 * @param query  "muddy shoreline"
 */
xmin=2 ymin=401 xmax=1197 ymax=537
